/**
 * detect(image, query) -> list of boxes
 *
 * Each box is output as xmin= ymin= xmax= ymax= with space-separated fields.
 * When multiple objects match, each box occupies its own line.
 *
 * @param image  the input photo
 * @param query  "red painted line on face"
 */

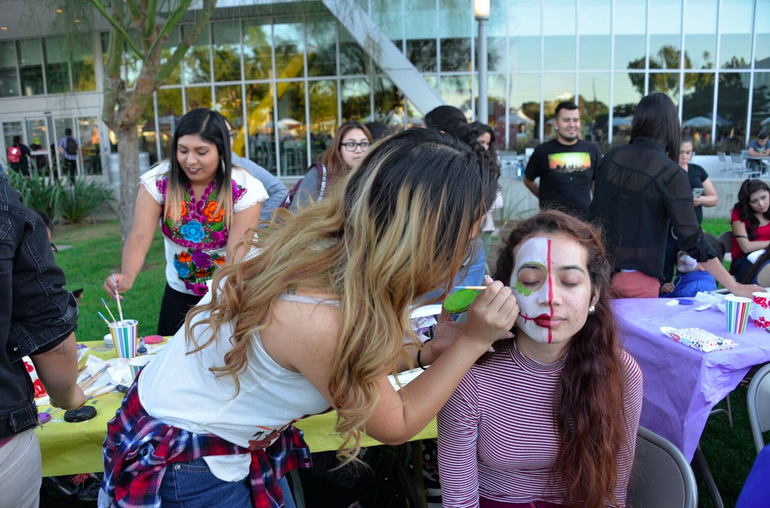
xmin=547 ymin=239 xmax=553 ymax=344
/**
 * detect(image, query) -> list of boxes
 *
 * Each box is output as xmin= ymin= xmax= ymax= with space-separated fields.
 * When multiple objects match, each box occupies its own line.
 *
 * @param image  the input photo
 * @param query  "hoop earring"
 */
xmin=221 ymin=159 xmax=225 ymax=172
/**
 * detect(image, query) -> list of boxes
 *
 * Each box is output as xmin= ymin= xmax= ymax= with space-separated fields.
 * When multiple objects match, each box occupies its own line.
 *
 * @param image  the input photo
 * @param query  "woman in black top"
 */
xmin=591 ymin=93 xmax=759 ymax=299
xmin=662 ymin=133 xmax=719 ymax=281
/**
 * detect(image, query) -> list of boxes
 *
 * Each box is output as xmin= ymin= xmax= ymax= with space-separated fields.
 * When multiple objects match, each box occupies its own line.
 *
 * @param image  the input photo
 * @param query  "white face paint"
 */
xmin=510 ymin=237 xmax=554 ymax=344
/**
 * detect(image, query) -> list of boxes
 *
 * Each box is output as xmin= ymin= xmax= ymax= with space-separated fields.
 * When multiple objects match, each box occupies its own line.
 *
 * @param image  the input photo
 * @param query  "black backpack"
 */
xmin=65 ymin=136 xmax=78 ymax=155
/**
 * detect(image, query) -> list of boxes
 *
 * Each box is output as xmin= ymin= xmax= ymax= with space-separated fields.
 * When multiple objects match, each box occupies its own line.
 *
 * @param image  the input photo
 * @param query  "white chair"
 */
xmin=747 ymin=363 xmax=770 ymax=455
xmin=718 ymin=152 xmax=729 ymax=175
xmin=627 ymin=426 xmax=698 ymax=508
xmin=731 ymin=153 xmax=746 ymax=177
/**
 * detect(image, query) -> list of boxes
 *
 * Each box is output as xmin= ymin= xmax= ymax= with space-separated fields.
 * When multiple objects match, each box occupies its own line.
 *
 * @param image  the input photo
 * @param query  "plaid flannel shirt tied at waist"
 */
xmin=101 ymin=380 xmax=312 ymax=508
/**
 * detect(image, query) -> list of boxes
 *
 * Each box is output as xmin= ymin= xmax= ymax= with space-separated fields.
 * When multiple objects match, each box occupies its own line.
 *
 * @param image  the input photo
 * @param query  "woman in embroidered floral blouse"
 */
xmin=103 ymin=109 xmax=267 ymax=335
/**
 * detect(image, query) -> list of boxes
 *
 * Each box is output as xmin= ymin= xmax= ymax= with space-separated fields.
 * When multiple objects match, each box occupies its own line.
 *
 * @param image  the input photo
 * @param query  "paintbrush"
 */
xmin=112 ymin=274 xmax=124 ymax=323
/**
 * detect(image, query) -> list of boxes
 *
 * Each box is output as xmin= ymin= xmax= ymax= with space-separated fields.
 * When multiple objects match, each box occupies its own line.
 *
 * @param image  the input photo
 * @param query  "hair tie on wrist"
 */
xmin=417 ymin=338 xmax=433 ymax=370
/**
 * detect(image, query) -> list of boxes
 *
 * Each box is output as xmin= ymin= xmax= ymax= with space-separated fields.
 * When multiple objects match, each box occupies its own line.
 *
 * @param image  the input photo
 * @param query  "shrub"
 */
xmin=8 ymin=170 xmax=63 ymax=222
xmin=60 ymin=177 xmax=115 ymax=223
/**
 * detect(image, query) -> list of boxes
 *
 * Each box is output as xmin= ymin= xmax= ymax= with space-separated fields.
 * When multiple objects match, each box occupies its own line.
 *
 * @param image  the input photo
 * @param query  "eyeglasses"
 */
xmin=228 ymin=132 xmax=237 ymax=140
xmin=51 ymin=243 xmax=58 ymax=254
xmin=340 ymin=141 xmax=370 ymax=152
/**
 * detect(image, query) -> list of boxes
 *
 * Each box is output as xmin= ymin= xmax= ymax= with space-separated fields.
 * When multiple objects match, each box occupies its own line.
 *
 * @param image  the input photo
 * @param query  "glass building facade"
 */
xmin=2 ymin=0 xmax=770 ymax=177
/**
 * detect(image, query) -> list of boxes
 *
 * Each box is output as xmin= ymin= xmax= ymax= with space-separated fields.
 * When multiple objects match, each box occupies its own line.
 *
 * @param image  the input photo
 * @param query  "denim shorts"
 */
xmin=159 ymin=458 xmax=296 ymax=508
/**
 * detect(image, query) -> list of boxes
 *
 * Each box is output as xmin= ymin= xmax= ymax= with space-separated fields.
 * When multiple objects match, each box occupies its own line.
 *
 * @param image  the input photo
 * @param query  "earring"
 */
xmin=588 ymin=304 xmax=596 ymax=315
xmin=221 ymin=159 xmax=225 ymax=172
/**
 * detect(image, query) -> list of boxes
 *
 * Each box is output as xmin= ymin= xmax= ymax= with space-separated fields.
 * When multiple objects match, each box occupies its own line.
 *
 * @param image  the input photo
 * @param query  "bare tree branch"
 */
xmin=144 ymin=0 xmax=158 ymax=40
xmin=148 ymin=0 xmax=193 ymax=57
xmin=88 ymin=0 xmax=145 ymax=59
xmin=155 ymin=0 xmax=216 ymax=84
xmin=125 ymin=0 xmax=149 ymax=50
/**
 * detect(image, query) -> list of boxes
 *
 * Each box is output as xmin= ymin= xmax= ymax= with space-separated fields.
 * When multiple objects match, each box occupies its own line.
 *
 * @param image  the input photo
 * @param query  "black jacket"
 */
xmin=0 ymin=177 xmax=78 ymax=439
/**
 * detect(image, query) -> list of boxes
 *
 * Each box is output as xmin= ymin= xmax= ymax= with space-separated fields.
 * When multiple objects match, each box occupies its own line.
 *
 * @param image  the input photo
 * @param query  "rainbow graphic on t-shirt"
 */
xmin=548 ymin=152 xmax=591 ymax=173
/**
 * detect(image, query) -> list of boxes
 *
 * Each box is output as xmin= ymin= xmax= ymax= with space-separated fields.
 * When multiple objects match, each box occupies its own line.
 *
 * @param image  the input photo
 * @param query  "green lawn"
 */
xmin=54 ymin=220 xmax=166 ymax=342
xmin=53 ymin=218 xmax=761 ymax=507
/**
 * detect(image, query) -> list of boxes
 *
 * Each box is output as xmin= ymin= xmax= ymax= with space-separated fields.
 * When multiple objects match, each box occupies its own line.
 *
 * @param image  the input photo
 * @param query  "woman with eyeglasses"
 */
xmin=290 ymin=121 xmax=372 ymax=210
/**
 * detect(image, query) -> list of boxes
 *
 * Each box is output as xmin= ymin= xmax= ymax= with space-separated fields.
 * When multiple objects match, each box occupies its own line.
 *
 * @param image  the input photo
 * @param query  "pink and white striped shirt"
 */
xmin=437 ymin=340 xmax=643 ymax=508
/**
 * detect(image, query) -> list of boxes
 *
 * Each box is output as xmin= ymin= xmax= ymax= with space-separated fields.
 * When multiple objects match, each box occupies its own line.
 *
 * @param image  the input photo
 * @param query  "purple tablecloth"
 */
xmin=615 ymin=298 xmax=770 ymax=461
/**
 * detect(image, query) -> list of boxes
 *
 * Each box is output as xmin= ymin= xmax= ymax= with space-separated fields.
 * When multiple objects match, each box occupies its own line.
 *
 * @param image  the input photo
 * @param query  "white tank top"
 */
xmin=138 ymin=292 xmax=334 ymax=482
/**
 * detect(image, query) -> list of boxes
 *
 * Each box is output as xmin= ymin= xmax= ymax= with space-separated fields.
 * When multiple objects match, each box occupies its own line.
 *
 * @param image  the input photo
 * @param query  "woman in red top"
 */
xmin=731 ymin=179 xmax=770 ymax=282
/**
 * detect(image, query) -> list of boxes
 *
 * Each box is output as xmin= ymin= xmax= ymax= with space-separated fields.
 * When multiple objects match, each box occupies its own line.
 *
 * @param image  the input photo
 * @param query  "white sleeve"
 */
xmin=233 ymin=168 xmax=269 ymax=213
xmin=139 ymin=163 xmax=169 ymax=205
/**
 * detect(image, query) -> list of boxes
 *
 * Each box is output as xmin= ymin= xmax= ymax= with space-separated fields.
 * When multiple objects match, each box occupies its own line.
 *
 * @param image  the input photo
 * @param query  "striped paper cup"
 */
xmin=725 ymin=295 xmax=752 ymax=334
xmin=108 ymin=319 xmax=139 ymax=359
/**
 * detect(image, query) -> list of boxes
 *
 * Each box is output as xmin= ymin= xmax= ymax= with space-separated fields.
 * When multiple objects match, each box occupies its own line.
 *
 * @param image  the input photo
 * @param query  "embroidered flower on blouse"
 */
xmin=211 ymin=230 xmax=225 ymax=243
xmin=192 ymin=249 xmax=213 ymax=269
xmin=180 ymin=201 xmax=188 ymax=218
xmin=203 ymin=201 xmax=225 ymax=224
xmin=180 ymin=220 xmax=205 ymax=243
xmin=174 ymin=260 xmax=190 ymax=278
xmin=177 ymin=251 xmax=192 ymax=264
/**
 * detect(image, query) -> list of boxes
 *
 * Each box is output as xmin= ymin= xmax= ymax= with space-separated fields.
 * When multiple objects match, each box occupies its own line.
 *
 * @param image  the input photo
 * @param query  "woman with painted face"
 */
xmin=730 ymin=179 xmax=770 ymax=282
xmin=437 ymin=210 xmax=643 ymax=508
xmin=102 ymin=109 xmax=267 ymax=336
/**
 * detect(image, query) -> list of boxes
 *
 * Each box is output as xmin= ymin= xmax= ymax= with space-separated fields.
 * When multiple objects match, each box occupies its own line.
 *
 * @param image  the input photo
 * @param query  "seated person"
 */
xmin=731 ymin=179 xmax=770 ymax=282
xmin=661 ymin=234 xmax=724 ymax=298
xmin=748 ymin=131 xmax=769 ymax=157
xmin=745 ymin=248 xmax=770 ymax=287
xmin=437 ymin=210 xmax=643 ymax=508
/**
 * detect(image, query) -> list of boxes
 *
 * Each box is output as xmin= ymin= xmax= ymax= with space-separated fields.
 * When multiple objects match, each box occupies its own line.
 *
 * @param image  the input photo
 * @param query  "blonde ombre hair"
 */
xmin=164 ymin=108 xmax=235 ymax=228
xmin=186 ymin=128 xmax=494 ymax=463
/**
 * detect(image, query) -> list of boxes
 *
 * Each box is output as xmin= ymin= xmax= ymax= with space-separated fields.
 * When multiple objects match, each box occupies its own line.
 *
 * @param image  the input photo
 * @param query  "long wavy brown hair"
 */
xmin=320 ymin=120 xmax=373 ymax=186
xmin=185 ymin=128 xmax=494 ymax=464
xmin=493 ymin=211 xmax=628 ymax=508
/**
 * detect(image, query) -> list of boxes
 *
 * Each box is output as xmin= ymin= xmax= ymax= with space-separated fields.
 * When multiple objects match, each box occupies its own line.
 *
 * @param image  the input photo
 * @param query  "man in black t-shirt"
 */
xmin=523 ymin=102 xmax=602 ymax=218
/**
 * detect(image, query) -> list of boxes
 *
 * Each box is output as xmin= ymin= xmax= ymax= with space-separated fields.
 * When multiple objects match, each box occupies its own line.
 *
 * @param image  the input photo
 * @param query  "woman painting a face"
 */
xmin=438 ymin=211 xmax=643 ymax=508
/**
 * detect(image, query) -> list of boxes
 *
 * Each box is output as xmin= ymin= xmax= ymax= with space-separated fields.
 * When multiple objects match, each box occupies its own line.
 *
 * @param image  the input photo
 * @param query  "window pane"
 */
xmin=474 ymin=74 xmax=506 ymax=150
xmin=44 ymin=37 xmax=71 ymax=94
xmin=342 ymin=79 xmax=371 ymax=122
xmin=183 ymin=24 xmax=211 ymax=84
xmin=54 ymin=118 xmax=75 ymax=161
xmin=406 ymin=0 xmax=437 ymax=72
xmin=18 ymin=39 xmax=44 ymax=96
xmin=186 ymin=86 xmax=212 ymax=111
xmin=374 ymin=77 xmax=406 ymax=131
xmin=578 ymin=73 xmax=609 ymax=144
xmin=243 ymin=20 xmax=273 ymax=81
xmin=0 ymin=41 xmax=19 ymax=97
xmin=159 ymin=27 xmax=182 ymax=85
xmin=307 ymin=15 xmax=337 ymax=77
xmin=578 ymin=0 xmax=610 ymax=70
xmin=719 ymin=0 xmax=753 ymax=69
xmin=510 ymin=74 xmax=541 ymax=149
xmin=3 ymin=122 xmax=23 ymax=155
xmin=309 ymin=80 xmax=337 ymax=163
xmin=215 ymin=85 xmax=244 ymax=156
xmin=543 ymin=0 xmax=575 ymax=71
xmin=682 ymin=73 xmax=715 ymax=144
xmin=509 ymin=0 xmax=540 ymax=71
xmin=78 ymin=117 xmax=103 ymax=175
xmin=406 ymin=100 xmax=424 ymax=128
xmin=750 ymin=73 xmax=770 ymax=139
xmin=649 ymin=0 xmax=682 ymax=70
xmin=684 ymin=0 xmax=717 ymax=69
xmin=72 ymin=34 xmax=96 ymax=91
xmin=648 ymin=73 xmax=681 ymax=110
xmin=245 ymin=83 xmax=276 ymax=175
xmin=440 ymin=75 xmax=472 ymax=120
xmin=138 ymin=99 xmax=158 ymax=168
xmin=277 ymin=81 xmax=307 ymax=176
xmin=614 ymin=0 xmax=646 ymax=69
xmin=26 ymin=119 xmax=49 ymax=173
xmin=340 ymin=25 xmax=367 ymax=75
xmin=756 ymin=0 xmax=770 ymax=68
xmin=157 ymin=88 xmax=183 ymax=158
xmin=544 ymin=73 xmax=575 ymax=138
xmin=487 ymin=0 xmax=506 ymax=72
xmin=213 ymin=21 xmax=241 ymax=82
xmin=440 ymin=0 xmax=470 ymax=72
xmin=716 ymin=73 xmax=749 ymax=145
xmin=274 ymin=20 xmax=305 ymax=79
xmin=613 ymin=73 xmax=643 ymax=143
xmin=372 ymin=0 xmax=403 ymax=45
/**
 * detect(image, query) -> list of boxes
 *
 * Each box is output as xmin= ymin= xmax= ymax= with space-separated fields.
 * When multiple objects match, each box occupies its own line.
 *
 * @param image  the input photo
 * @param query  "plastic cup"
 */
xmin=128 ymin=355 xmax=154 ymax=379
xmin=108 ymin=319 xmax=139 ymax=359
xmin=725 ymin=295 xmax=753 ymax=334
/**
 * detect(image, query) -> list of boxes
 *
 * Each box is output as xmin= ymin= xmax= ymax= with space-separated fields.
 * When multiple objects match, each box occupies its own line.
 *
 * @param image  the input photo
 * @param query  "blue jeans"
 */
xmin=159 ymin=458 xmax=296 ymax=508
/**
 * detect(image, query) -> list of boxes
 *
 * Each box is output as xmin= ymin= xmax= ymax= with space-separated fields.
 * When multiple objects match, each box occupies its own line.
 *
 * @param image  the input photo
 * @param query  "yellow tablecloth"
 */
xmin=36 ymin=341 xmax=438 ymax=477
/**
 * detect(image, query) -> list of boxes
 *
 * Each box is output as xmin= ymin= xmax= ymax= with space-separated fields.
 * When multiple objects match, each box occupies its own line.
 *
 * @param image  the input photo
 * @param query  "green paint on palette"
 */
xmin=444 ymin=289 xmax=479 ymax=314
